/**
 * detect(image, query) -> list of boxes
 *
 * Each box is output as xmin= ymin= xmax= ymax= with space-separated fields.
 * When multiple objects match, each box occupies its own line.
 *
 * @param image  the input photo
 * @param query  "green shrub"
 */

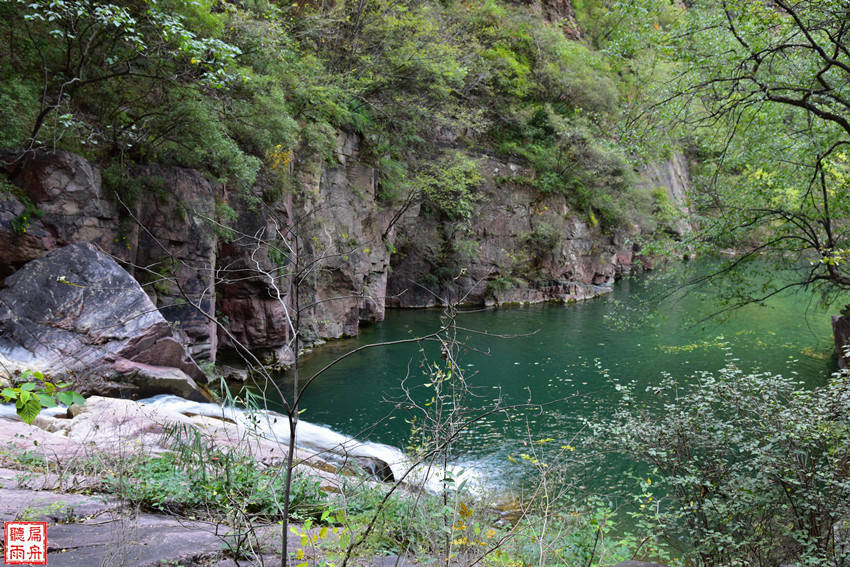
xmin=0 ymin=0 xmax=663 ymax=238
xmin=332 ymin=483 xmax=444 ymax=556
xmin=502 ymin=499 xmax=642 ymax=567
xmin=597 ymin=359 xmax=850 ymax=566
xmin=523 ymin=221 xmax=560 ymax=257
xmin=487 ymin=275 xmax=526 ymax=293
xmin=0 ymin=75 xmax=38 ymax=148
xmin=415 ymin=151 xmax=482 ymax=222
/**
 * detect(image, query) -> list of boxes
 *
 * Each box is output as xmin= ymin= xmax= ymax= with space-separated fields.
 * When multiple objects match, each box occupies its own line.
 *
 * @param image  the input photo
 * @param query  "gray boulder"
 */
xmin=0 ymin=242 xmax=208 ymax=400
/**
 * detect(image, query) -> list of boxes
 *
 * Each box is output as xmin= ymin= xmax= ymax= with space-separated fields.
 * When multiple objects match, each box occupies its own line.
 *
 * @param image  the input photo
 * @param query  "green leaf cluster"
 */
xmin=1 ymin=369 xmax=85 ymax=424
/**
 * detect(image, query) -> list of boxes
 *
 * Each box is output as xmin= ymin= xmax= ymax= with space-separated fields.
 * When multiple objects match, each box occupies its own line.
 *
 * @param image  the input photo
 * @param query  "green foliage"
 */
xmin=598 ymin=359 xmax=850 ymax=566
xmin=0 ymin=175 xmax=44 ymax=234
xmin=606 ymin=0 xmax=850 ymax=298
xmin=332 ymin=482 xmax=445 ymax=556
xmin=495 ymin=104 xmax=641 ymax=229
xmin=522 ymin=221 xmax=560 ymax=257
xmin=0 ymin=76 xmax=38 ymax=148
xmin=9 ymin=198 xmax=43 ymax=236
xmin=416 ymin=151 xmax=482 ymax=222
xmin=486 ymin=275 xmax=526 ymax=293
xmin=502 ymin=500 xmax=645 ymax=567
xmin=1 ymin=370 xmax=85 ymax=424
xmin=4 ymin=0 xmax=656 ymax=221
xmin=152 ymin=97 xmax=262 ymax=191
xmin=0 ymin=0 xmax=669 ymax=240
xmin=452 ymin=238 xmax=480 ymax=261
xmin=114 ymin=425 xmax=326 ymax=521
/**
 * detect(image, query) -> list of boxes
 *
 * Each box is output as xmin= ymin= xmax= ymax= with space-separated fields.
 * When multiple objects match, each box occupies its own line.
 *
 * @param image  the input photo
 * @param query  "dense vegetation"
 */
xmin=4 ymin=0 xmax=850 ymax=565
xmin=0 ymin=0 xmax=662 ymax=230
xmin=587 ymin=0 xmax=850 ymax=305
xmin=597 ymin=359 xmax=850 ymax=566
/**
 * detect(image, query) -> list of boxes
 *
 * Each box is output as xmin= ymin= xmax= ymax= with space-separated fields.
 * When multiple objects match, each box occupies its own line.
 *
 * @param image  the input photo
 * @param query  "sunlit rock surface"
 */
xmin=0 ymin=243 xmax=207 ymax=400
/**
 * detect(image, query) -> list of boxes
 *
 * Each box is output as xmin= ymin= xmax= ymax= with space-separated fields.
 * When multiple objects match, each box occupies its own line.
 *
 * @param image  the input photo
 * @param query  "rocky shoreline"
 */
xmin=1 ymin=145 xmax=693 ymax=368
xmin=0 ymin=396 xmax=663 ymax=567
xmin=0 ymin=392 xmax=438 ymax=566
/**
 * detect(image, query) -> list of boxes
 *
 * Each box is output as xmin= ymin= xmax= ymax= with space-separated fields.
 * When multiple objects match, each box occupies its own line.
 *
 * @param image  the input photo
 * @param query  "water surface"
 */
xmin=268 ymin=263 xmax=837 ymax=488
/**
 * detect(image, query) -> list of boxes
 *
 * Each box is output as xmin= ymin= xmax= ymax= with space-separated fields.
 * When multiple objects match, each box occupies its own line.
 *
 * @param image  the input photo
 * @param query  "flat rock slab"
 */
xmin=0 ymin=466 xmax=100 ymax=492
xmin=0 ymin=483 xmax=232 ymax=566
xmin=0 ymin=486 xmax=120 ymax=523
xmin=46 ymin=514 xmax=224 ymax=567
xmin=0 ymin=417 xmax=87 ymax=461
xmin=212 ymin=556 xmax=278 ymax=567
xmin=368 ymin=556 xmax=417 ymax=567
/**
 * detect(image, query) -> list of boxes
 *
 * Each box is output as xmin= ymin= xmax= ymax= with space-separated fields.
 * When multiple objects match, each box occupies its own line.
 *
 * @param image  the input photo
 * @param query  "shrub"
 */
xmin=415 ymin=151 xmax=482 ymax=222
xmin=596 ymin=359 xmax=850 ymax=566
xmin=0 ymin=75 xmax=38 ymax=148
xmin=523 ymin=221 xmax=560 ymax=257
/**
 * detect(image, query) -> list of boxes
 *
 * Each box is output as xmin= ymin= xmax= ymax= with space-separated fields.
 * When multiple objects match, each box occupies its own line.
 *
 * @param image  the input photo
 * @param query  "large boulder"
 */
xmin=0 ymin=243 xmax=208 ymax=400
xmin=1 ymin=150 xmax=219 ymax=361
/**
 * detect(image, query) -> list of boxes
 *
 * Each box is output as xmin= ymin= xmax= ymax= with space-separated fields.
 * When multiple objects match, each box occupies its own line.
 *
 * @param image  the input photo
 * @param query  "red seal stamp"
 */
xmin=4 ymin=522 xmax=47 ymax=565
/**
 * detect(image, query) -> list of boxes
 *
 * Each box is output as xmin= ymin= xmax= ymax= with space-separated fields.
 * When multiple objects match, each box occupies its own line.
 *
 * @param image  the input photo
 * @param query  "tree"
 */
xmin=639 ymin=0 xmax=850 ymax=307
xmin=0 ymin=0 xmax=240 ymax=147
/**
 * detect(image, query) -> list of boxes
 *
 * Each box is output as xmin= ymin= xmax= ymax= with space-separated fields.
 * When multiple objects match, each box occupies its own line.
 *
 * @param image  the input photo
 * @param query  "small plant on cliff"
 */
xmin=415 ymin=151 xmax=482 ymax=223
xmin=1 ymin=369 xmax=85 ymax=424
xmin=0 ymin=178 xmax=44 ymax=235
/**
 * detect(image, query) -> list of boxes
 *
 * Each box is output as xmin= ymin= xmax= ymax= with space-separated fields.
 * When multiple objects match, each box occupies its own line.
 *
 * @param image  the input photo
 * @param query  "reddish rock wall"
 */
xmin=0 ymin=143 xmax=690 ymax=367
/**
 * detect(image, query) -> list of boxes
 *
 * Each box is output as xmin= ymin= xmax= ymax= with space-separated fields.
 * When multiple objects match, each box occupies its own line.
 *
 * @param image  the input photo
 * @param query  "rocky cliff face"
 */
xmin=523 ymin=0 xmax=582 ymax=39
xmin=639 ymin=151 xmax=695 ymax=237
xmin=215 ymin=133 xmax=393 ymax=363
xmin=0 ymin=141 xmax=691 ymax=367
xmin=388 ymin=155 xmax=640 ymax=307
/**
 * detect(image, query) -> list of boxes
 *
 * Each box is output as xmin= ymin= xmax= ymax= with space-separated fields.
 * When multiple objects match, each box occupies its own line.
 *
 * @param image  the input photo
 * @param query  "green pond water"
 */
xmin=270 ymin=263 xmax=838 ymax=490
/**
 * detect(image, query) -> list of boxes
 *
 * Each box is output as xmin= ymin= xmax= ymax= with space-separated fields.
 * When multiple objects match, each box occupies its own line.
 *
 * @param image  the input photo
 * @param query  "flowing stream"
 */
xmin=264 ymin=262 xmax=837 ymax=491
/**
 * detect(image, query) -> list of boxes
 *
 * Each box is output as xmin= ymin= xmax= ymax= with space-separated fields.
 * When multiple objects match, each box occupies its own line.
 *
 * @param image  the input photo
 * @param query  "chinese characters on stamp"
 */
xmin=4 ymin=522 xmax=47 ymax=565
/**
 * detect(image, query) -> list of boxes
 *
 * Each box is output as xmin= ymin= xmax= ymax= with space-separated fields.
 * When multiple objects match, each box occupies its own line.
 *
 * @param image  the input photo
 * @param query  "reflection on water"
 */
xmin=261 ymin=262 xmax=837 ymax=488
